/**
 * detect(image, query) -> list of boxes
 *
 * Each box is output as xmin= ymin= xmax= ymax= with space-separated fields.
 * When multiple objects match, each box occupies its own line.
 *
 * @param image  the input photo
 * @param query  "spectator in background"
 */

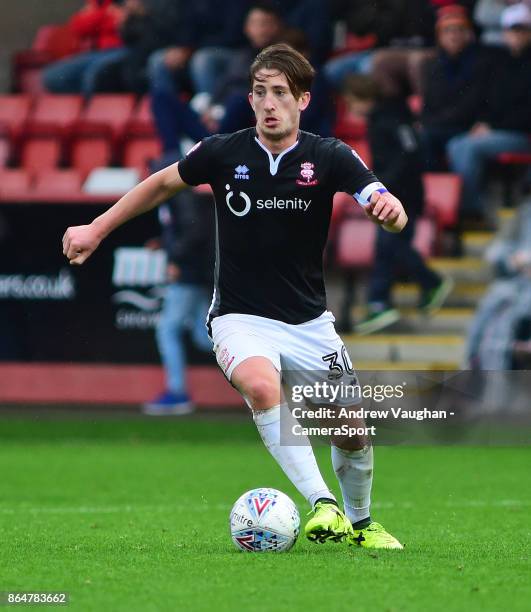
xmin=447 ymin=2 xmax=531 ymax=222
xmin=465 ymin=198 xmax=531 ymax=370
xmin=368 ymin=0 xmax=440 ymax=98
xmin=343 ymin=76 xmax=452 ymax=335
xmin=278 ymin=0 xmax=333 ymax=66
xmin=147 ymin=0 xmax=249 ymax=104
xmin=109 ymin=0 xmax=191 ymax=94
xmin=420 ymin=5 xmax=494 ymax=170
xmin=143 ymin=186 xmax=214 ymax=415
xmin=151 ymin=4 xmax=333 ymax=155
xmin=43 ymin=0 xmax=128 ymax=98
xmin=474 ymin=0 xmax=518 ymax=45
xmin=151 ymin=2 xmax=285 ymax=154
xmin=323 ymin=0 xmax=407 ymax=90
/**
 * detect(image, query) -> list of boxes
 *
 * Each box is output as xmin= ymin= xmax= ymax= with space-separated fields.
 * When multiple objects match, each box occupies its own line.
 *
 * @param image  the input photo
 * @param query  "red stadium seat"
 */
xmin=412 ymin=216 xmax=436 ymax=258
xmin=496 ymin=151 xmax=531 ymax=164
xmin=0 ymin=169 xmax=33 ymax=199
xmin=0 ymin=138 xmax=10 ymax=167
xmin=12 ymin=25 xmax=80 ymax=94
xmin=495 ymin=150 xmax=531 ymax=207
xmin=21 ymin=137 xmax=61 ymax=173
xmin=345 ymin=138 xmax=372 ymax=169
xmin=422 ymin=172 xmax=462 ymax=229
xmin=70 ymin=137 xmax=112 ymax=178
xmin=336 ymin=218 xmax=376 ymax=268
xmin=32 ymin=24 xmax=80 ymax=59
xmin=34 ymin=169 xmax=83 ymax=197
xmin=127 ymin=96 xmax=156 ymax=137
xmin=0 ymin=95 xmax=32 ymax=140
xmin=333 ymin=97 xmax=367 ymax=141
xmin=336 ymin=214 xmax=436 ymax=269
xmin=75 ymin=94 xmax=136 ymax=141
xmin=122 ymin=137 xmax=161 ymax=177
xmin=26 ymin=94 xmax=83 ymax=136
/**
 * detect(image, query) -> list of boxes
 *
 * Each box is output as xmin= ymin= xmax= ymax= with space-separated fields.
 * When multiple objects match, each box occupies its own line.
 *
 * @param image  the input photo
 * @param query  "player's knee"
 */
xmin=243 ymin=377 xmax=281 ymax=410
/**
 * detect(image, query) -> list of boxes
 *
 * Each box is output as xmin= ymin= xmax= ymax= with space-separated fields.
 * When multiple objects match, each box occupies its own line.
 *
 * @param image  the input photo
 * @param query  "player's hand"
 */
xmin=365 ymin=190 xmax=406 ymax=230
xmin=62 ymin=224 xmax=103 ymax=265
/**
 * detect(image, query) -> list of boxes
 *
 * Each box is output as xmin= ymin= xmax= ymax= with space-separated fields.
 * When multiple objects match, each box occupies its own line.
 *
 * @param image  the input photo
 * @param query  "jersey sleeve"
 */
xmin=330 ymin=139 xmax=388 ymax=207
xmin=177 ymin=136 xmax=217 ymax=186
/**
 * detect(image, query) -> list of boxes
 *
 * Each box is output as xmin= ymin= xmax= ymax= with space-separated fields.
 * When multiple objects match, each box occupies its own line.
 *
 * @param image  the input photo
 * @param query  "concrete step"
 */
xmin=352 ymin=306 xmax=475 ymax=334
xmin=344 ymin=334 xmax=465 ymax=364
xmin=393 ymin=281 xmax=487 ymax=308
xmin=352 ymin=360 xmax=459 ymax=371
xmin=461 ymin=231 xmax=494 ymax=257
xmin=427 ymin=256 xmax=492 ymax=283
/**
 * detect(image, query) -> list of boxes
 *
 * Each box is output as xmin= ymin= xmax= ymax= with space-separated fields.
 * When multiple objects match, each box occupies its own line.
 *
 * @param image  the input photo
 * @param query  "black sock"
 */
xmin=352 ymin=516 xmax=371 ymax=529
xmin=314 ymin=497 xmax=339 ymax=508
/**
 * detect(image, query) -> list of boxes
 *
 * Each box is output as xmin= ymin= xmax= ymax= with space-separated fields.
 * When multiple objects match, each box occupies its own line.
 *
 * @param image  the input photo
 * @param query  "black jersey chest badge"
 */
xmin=296 ymin=162 xmax=319 ymax=187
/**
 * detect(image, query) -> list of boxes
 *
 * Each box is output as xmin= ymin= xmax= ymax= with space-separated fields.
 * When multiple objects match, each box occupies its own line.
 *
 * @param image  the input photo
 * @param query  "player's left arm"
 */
xmin=364 ymin=190 xmax=407 ymax=233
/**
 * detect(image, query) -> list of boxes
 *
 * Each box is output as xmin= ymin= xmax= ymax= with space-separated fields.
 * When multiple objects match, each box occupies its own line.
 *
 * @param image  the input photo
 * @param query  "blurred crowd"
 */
xmin=7 ymin=1 xmax=530 ymax=406
xmin=39 ymin=0 xmax=531 ymax=227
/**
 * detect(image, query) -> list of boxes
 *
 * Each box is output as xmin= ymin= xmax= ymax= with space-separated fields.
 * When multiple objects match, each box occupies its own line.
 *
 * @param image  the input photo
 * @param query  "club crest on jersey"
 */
xmin=296 ymin=161 xmax=318 ymax=186
xmin=234 ymin=164 xmax=250 ymax=180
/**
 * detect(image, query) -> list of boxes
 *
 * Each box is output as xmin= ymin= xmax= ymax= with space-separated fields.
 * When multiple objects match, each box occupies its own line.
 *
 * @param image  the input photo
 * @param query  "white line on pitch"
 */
xmin=0 ymin=499 xmax=529 ymax=515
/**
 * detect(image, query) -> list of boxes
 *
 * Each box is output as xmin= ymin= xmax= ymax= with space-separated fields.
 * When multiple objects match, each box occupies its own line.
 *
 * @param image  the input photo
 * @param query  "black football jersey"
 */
xmin=177 ymin=128 xmax=385 ymax=326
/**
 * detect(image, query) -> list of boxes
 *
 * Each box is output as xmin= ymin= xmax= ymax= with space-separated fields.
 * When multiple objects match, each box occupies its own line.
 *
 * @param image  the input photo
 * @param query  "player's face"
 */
xmin=249 ymin=70 xmax=310 ymax=146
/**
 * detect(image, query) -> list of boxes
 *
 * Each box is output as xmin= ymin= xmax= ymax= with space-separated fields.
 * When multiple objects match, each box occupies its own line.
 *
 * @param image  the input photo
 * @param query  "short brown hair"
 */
xmin=249 ymin=43 xmax=315 ymax=98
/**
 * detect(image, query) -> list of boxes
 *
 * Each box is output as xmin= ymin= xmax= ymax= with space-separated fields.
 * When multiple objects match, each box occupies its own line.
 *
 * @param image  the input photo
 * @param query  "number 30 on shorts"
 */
xmin=321 ymin=346 xmax=354 ymax=378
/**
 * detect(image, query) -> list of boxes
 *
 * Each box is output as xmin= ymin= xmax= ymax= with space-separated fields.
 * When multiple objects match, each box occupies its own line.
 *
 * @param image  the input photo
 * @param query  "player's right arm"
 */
xmin=62 ymin=161 xmax=186 ymax=265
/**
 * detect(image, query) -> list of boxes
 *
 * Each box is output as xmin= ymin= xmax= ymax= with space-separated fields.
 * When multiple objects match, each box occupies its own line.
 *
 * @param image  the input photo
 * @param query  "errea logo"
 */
xmin=234 ymin=164 xmax=250 ymax=180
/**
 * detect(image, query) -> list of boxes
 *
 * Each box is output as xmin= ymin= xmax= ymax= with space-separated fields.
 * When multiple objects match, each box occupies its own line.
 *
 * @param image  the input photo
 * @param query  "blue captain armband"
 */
xmin=353 ymin=182 xmax=388 ymax=207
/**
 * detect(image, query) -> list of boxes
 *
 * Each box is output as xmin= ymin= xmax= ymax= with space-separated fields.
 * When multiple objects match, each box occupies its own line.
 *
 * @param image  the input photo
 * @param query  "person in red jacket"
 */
xmin=43 ymin=0 xmax=128 ymax=98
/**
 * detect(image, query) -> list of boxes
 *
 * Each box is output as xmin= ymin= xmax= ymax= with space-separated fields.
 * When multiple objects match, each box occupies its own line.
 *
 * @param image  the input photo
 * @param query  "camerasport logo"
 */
xmin=0 ymin=269 xmax=75 ymax=300
xmin=111 ymin=247 xmax=167 ymax=330
xmin=296 ymin=161 xmax=318 ymax=186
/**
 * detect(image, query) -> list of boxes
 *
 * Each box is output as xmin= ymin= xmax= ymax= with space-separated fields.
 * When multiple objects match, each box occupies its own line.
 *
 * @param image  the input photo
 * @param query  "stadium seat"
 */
xmin=70 ymin=137 xmax=113 ymax=178
xmin=31 ymin=24 xmax=80 ymax=60
xmin=422 ymin=172 xmax=462 ymax=229
xmin=26 ymin=94 xmax=83 ymax=137
xmin=336 ymin=218 xmax=376 ymax=268
xmin=333 ymin=97 xmax=367 ymax=141
xmin=345 ymin=138 xmax=372 ymax=169
xmin=74 ymin=94 xmax=136 ymax=141
xmin=412 ymin=216 xmax=436 ymax=258
xmin=126 ymin=96 xmax=156 ymax=137
xmin=34 ymin=169 xmax=83 ymax=197
xmin=495 ymin=150 xmax=531 ymax=207
xmin=21 ymin=137 xmax=61 ymax=174
xmin=0 ymin=95 xmax=32 ymax=140
xmin=0 ymin=138 xmax=10 ymax=167
xmin=0 ymin=169 xmax=33 ymax=199
xmin=122 ymin=137 xmax=161 ymax=177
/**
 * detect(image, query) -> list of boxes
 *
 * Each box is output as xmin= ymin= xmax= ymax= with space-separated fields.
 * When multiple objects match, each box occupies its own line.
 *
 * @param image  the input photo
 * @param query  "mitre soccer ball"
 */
xmin=229 ymin=488 xmax=300 ymax=552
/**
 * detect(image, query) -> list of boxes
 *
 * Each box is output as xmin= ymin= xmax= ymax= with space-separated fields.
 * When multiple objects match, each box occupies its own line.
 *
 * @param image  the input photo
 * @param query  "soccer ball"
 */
xmin=229 ymin=488 xmax=300 ymax=552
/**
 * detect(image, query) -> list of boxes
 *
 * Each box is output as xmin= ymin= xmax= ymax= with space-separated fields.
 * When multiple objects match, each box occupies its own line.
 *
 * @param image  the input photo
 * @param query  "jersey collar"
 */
xmin=254 ymin=132 xmax=300 ymax=176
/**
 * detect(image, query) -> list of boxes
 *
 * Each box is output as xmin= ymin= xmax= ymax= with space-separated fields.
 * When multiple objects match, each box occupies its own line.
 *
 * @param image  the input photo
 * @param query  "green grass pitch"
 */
xmin=0 ymin=415 xmax=529 ymax=611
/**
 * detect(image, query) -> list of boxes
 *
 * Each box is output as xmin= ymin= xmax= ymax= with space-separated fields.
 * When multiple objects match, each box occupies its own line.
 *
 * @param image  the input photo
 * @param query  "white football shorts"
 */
xmin=211 ymin=310 xmax=359 ymax=405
